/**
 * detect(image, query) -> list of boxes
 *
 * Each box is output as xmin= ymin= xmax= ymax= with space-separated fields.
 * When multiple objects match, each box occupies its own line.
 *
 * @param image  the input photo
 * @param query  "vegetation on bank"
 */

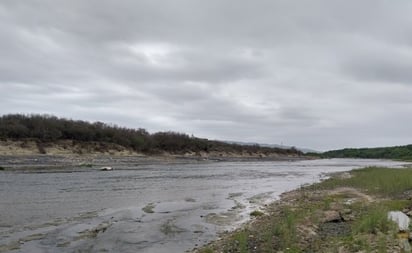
xmin=197 ymin=167 xmax=412 ymax=253
xmin=321 ymin=145 xmax=412 ymax=161
xmin=0 ymin=114 xmax=302 ymax=156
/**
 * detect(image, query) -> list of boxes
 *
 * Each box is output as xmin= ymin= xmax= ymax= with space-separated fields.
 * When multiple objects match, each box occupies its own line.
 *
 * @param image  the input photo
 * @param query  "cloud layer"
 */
xmin=1 ymin=0 xmax=412 ymax=150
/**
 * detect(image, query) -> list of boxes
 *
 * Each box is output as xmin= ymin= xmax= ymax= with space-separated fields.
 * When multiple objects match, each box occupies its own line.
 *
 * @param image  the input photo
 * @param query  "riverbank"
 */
xmin=0 ymin=139 xmax=305 ymax=170
xmin=0 ymin=153 xmax=307 ymax=172
xmin=195 ymin=167 xmax=412 ymax=253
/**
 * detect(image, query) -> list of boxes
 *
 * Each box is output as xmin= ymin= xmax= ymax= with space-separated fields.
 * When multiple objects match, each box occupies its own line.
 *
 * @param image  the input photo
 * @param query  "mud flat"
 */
xmin=0 ymin=152 xmax=309 ymax=172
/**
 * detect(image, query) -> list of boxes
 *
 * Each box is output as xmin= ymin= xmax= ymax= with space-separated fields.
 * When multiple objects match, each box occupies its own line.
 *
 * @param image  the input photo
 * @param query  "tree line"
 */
xmin=321 ymin=145 xmax=412 ymax=161
xmin=0 ymin=114 xmax=302 ymax=155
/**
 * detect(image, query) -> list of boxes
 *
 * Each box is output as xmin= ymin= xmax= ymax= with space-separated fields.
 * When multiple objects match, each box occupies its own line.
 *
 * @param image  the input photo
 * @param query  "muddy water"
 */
xmin=0 ymin=158 xmax=409 ymax=253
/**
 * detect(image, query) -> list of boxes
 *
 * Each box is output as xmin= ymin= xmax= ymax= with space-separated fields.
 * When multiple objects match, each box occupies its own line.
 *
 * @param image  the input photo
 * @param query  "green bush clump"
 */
xmin=250 ymin=210 xmax=264 ymax=217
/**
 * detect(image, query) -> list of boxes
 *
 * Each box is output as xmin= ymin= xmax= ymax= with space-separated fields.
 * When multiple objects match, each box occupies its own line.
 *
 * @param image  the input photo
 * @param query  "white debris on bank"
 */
xmin=388 ymin=211 xmax=410 ymax=231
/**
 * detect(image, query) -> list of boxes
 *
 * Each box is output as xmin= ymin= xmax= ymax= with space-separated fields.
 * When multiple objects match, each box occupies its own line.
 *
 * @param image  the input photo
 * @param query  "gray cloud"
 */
xmin=343 ymin=52 xmax=412 ymax=84
xmin=1 ymin=0 xmax=412 ymax=150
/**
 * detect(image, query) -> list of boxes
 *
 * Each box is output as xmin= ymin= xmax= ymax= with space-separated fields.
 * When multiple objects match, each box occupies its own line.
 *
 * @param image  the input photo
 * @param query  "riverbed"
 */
xmin=0 ymin=158 xmax=409 ymax=253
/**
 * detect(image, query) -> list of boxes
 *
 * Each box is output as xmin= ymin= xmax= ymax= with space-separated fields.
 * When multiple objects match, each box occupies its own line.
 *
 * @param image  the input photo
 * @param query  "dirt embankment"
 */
xmin=0 ymin=139 xmax=142 ymax=156
xmin=0 ymin=139 xmax=302 ymax=160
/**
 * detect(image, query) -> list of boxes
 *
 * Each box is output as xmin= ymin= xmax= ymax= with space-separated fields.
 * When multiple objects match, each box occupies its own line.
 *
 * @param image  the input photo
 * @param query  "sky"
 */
xmin=1 ymin=0 xmax=412 ymax=151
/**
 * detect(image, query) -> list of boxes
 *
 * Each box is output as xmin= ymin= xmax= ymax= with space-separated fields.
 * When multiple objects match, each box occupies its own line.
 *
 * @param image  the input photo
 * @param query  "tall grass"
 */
xmin=354 ymin=204 xmax=395 ymax=234
xmin=319 ymin=167 xmax=412 ymax=197
xmin=233 ymin=231 xmax=248 ymax=253
xmin=272 ymin=208 xmax=298 ymax=249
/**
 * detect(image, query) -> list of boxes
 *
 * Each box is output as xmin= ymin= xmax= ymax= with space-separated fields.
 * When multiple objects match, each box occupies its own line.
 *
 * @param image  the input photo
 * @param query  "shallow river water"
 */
xmin=0 ymin=158 xmax=409 ymax=253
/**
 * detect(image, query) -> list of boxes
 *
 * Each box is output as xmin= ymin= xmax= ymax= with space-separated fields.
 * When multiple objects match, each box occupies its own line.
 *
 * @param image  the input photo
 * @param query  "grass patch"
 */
xmin=184 ymin=197 xmax=196 ymax=202
xmin=233 ymin=230 xmax=248 ymax=253
xmin=250 ymin=210 xmax=264 ymax=217
xmin=197 ymin=247 xmax=214 ymax=253
xmin=318 ymin=166 xmax=412 ymax=197
xmin=270 ymin=207 xmax=299 ymax=251
xmin=142 ymin=203 xmax=155 ymax=213
xmin=224 ymin=230 xmax=249 ymax=253
xmin=353 ymin=204 xmax=395 ymax=234
xmin=160 ymin=220 xmax=185 ymax=236
xmin=0 ymin=166 xmax=5 ymax=171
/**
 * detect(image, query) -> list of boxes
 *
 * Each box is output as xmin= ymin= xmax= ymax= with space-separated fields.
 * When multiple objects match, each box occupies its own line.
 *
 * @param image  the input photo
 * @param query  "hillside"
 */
xmin=0 ymin=114 xmax=302 ymax=158
xmin=321 ymin=145 xmax=412 ymax=161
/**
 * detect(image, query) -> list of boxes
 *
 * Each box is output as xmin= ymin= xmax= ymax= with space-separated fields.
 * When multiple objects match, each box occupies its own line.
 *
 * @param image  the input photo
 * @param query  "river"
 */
xmin=0 ymin=158 xmax=409 ymax=253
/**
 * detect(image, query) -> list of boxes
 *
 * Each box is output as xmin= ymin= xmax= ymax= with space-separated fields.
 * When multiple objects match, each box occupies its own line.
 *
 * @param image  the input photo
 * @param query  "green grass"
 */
xmin=142 ymin=203 xmax=155 ymax=213
xmin=0 ymin=166 xmax=5 ymax=171
xmin=160 ymin=220 xmax=185 ymax=236
xmin=197 ymin=248 xmax=214 ymax=253
xmin=241 ymin=207 xmax=301 ymax=252
xmin=353 ymin=204 xmax=395 ymax=234
xmin=232 ymin=230 xmax=248 ymax=253
xmin=271 ymin=207 xmax=299 ymax=250
xmin=221 ymin=199 xmax=325 ymax=252
xmin=250 ymin=210 xmax=264 ymax=217
xmin=318 ymin=167 xmax=412 ymax=197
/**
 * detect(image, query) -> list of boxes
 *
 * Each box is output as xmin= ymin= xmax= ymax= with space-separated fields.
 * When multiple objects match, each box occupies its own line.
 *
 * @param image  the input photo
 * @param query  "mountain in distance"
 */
xmin=223 ymin=140 xmax=319 ymax=154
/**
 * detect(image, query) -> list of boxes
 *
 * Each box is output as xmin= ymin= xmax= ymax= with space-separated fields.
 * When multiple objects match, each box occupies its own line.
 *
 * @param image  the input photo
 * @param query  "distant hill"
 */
xmin=321 ymin=145 xmax=412 ymax=161
xmin=0 ymin=114 xmax=303 ymax=157
xmin=224 ymin=140 xmax=319 ymax=154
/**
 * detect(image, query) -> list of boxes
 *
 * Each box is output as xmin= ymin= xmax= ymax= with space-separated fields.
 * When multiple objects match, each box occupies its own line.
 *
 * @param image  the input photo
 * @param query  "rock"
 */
xmin=400 ymin=238 xmax=412 ymax=252
xmin=341 ymin=208 xmax=354 ymax=221
xmin=339 ymin=172 xmax=352 ymax=179
xmin=297 ymin=225 xmax=317 ymax=237
xmin=338 ymin=246 xmax=346 ymax=253
xmin=402 ymin=190 xmax=412 ymax=200
xmin=329 ymin=202 xmax=343 ymax=211
xmin=344 ymin=199 xmax=356 ymax=205
xmin=319 ymin=222 xmax=351 ymax=237
xmin=388 ymin=211 xmax=410 ymax=231
xmin=341 ymin=214 xmax=355 ymax=222
xmin=322 ymin=210 xmax=343 ymax=223
xmin=398 ymin=232 xmax=410 ymax=239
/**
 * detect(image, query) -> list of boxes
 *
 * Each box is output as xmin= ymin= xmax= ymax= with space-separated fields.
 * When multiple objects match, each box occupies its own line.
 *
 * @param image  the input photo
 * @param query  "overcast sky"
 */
xmin=1 ymin=1 xmax=412 ymax=151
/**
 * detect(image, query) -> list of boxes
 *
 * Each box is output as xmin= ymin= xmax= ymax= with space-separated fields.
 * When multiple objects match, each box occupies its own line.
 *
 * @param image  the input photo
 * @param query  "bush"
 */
xmin=0 ymin=114 xmax=303 ymax=156
xmin=250 ymin=210 xmax=264 ymax=217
